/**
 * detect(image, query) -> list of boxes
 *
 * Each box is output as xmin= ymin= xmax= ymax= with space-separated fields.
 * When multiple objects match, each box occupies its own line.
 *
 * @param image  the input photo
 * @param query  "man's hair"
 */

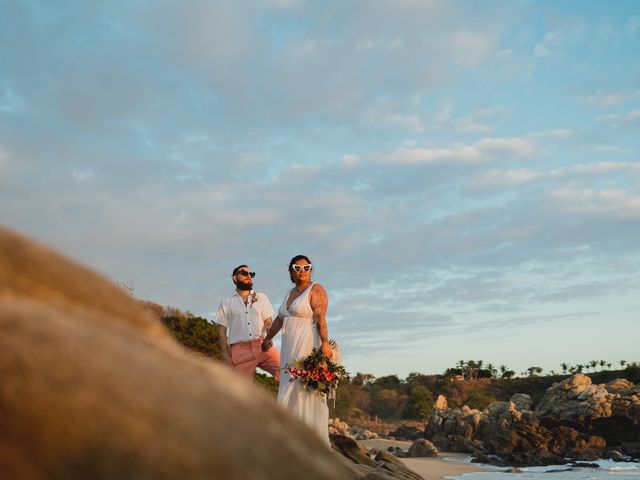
xmin=232 ymin=264 xmax=249 ymax=276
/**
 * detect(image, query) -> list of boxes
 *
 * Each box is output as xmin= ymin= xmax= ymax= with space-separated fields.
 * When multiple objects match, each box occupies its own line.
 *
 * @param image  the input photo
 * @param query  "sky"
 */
xmin=2 ymin=0 xmax=640 ymax=379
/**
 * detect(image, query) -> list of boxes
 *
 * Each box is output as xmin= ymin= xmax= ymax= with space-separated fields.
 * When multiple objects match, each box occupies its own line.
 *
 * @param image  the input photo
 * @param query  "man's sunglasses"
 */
xmin=291 ymin=264 xmax=312 ymax=273
xmin=236 ymin=271 xmax=256 ymax=278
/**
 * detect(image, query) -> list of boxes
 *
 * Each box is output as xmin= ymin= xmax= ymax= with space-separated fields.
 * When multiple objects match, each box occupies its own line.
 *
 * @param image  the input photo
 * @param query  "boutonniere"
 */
xmin=249 ymin=291 xmax=259 ymax=307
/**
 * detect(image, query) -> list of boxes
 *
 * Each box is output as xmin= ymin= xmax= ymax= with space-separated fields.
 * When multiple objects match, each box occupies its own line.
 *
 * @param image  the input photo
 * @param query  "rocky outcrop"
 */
xmin=535 ymin=374 xmax=613 ymax=419
xmin=0 ymin=226 xmax=350 ymax=479
xmin=425 ymin=375 xmax=640 ymax=465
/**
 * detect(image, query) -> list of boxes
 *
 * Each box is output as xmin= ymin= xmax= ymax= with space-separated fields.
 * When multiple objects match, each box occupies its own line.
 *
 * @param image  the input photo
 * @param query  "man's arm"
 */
xmin=309 ymin=283 xmax=332 ymax=359
xmin=217 ymin=325 xmax=233 ymax=366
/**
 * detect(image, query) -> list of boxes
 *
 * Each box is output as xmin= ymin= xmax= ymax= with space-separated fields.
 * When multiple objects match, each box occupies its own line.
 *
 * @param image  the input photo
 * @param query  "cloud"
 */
xmin=378 ymin=137 xmax=538 ymax=165
xmin=549 ymin=186 xmax=640 ymax=219
xmin=468 ymin=168 xmax=542 ymax=188
xmin=583 ymin=89 xmax=638 ymax=108
xmin=597 ymin=110 xmax=640 ymax=125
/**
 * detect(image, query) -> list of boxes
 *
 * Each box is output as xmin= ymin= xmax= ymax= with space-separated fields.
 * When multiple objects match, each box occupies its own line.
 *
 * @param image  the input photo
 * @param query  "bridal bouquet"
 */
xmin=285 ymin=340 xmax=348 ymax=401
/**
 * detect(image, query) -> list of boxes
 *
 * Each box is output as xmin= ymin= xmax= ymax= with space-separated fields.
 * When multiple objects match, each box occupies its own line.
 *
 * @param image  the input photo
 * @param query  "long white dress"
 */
xmin=277 ymin=282 xmax=330 ymax=445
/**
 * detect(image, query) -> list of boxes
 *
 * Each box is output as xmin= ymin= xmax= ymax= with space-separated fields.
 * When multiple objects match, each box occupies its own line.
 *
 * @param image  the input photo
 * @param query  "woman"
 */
xmin=262 ymin=255 xmax=333 ymax=445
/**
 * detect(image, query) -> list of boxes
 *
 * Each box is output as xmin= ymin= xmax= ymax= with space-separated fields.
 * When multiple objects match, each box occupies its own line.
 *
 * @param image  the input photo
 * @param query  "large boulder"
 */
xmin=0 ymin=226 xmax=350 ymax=480
xmin=535 ymin=374 xmax=613 ymax=420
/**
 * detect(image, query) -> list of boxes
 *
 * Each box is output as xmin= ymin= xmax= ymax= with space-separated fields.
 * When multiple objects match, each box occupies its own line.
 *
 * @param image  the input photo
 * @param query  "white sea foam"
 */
xmin=442 ymin=456 xmax=640 ymax=480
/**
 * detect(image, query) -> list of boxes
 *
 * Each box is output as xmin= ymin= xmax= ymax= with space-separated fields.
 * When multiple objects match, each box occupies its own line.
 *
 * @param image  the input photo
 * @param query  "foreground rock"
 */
xmin=0 ymin=226 xmax=349 ymax=479
xmin=425 ymin=374 xmax=640 ymax=466
xmin=331 ymin=434 xmax=424 ymax=479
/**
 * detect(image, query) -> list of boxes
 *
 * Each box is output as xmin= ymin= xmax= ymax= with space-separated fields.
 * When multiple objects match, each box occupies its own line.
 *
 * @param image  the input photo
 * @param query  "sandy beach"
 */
xmin=358 ymin=439 xmax=501 ymax=480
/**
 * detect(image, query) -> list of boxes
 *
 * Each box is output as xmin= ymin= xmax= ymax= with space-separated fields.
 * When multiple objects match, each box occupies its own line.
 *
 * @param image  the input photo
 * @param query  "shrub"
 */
xmin=404 ymin=385 xmax=434 ymax=420
xmin=465 ymin=389 xmax=496 ymax=410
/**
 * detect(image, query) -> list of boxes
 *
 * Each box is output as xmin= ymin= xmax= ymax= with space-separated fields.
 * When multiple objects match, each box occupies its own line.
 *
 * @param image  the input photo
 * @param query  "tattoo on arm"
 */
xmin=310 ymin=284 xmax=329 ymax=342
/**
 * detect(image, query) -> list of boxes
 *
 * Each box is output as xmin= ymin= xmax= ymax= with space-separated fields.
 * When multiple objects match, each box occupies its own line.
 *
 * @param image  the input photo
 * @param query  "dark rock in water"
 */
xmin=593 ymin=415 xmax=640 ymax=445
xmin=607 ymin=449 xmax=626 ymax=461
xmin=571 ymin=461 xmax=600 ymax=468
xmin=622 ymin=441 xmax=640 ymax=458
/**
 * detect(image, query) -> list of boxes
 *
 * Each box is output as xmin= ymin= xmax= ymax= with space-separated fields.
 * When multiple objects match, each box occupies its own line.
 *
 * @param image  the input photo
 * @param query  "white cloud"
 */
xmin=449 ymin=29 xmax=496 ymax=68
xmin=530 ymin=129 xmax=573 ymax=139
xmin=468 ymin=168 xmax=541 ymax=188
xmin=454 ymin=107 xmax=502 ymax=133
xmin=597 ymin=110 xmax=640 ymax=124
xmin=379 ymin=137 xmax=538 ymax=165
xmin=550 ymin=186 xmax=640 ymax=219
xmin=534 ymin=32 xmax=562 ymax=58
xmin=551 ymin=161 xmax=640 ymax=177
xmin=583 ymin=89 xmax=637 ymax=108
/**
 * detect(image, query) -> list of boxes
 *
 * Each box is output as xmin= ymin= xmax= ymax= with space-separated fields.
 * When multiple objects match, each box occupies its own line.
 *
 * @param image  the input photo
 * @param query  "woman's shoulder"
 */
xmin=310 ymin=283 xmax=327 ymax=296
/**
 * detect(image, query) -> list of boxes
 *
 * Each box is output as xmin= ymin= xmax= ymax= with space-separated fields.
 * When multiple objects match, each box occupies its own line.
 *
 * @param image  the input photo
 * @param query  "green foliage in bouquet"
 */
xmin=285 ymin=341 xmax=348 ymax=401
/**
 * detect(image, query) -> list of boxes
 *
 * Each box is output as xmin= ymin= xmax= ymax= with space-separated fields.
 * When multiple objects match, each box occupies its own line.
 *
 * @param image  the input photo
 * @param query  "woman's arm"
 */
xmin=310 ymin=283 xmax=332 ymax=359
xmin=261 ymin=315 xmax=283 ymax=351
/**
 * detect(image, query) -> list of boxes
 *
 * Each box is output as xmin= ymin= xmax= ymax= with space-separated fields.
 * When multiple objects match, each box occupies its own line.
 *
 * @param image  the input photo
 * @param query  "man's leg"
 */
xmin=257 ymin=342 xmax=281 ymax=381
xmin=230 ymin=342 xmax=259 ymax=378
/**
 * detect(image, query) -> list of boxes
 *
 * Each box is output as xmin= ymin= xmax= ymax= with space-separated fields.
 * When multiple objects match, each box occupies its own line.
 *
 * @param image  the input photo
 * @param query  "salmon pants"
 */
xmin=230 ymin=338 xmax=280 ymax=381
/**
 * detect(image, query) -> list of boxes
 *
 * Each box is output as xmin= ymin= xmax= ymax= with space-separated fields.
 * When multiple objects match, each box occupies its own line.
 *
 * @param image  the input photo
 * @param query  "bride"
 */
xmin=262 ymin=255 xmax=333 ymax=445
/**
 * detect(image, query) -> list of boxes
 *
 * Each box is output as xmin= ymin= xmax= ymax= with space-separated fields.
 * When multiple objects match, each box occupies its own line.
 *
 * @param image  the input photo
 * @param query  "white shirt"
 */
xmin=214 ymin=290 xmax=274 ymax=345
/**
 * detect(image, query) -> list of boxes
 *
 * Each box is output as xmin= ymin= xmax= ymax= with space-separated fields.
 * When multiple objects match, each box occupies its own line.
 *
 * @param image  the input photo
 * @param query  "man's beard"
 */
xmin=235 ymin=280 xmax=252 ymax=291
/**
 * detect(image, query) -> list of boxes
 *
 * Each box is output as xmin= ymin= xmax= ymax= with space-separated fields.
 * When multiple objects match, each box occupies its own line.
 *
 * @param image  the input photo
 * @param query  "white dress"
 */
xmin=277 ymin=282 xmax=329 ymax=445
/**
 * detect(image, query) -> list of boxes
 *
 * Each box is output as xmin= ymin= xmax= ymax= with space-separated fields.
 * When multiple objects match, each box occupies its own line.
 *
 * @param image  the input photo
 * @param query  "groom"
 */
xmin=214 ymin=264 xmax=280 ymax=381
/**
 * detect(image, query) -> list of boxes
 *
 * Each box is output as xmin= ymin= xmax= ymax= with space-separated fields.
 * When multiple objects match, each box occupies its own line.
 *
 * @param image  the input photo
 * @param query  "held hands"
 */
xmin=261 ymin=338 xmax=273 ymax=352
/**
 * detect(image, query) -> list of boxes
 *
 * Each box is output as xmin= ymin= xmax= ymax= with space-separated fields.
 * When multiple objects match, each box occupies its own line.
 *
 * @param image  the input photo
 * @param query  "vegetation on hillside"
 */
xmin=138 ymin=298 xmax=639 ymax=425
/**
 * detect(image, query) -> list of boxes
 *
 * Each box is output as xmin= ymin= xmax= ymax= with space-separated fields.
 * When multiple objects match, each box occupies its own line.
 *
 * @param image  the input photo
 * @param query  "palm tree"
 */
xmin=598 ymin=360 xmax=607 ymax=371
xmin=619 ymin=360 xmax=627 ymax=369
xmin=561 ymin=362 xmax=569 ymax=374
xmin=589 ymin=360 xmax=598 ymax=372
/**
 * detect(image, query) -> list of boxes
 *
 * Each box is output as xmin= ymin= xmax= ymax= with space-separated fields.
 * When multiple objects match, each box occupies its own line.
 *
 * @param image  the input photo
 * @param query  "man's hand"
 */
xmin=221 ymin=349 xmax=233 ymax=366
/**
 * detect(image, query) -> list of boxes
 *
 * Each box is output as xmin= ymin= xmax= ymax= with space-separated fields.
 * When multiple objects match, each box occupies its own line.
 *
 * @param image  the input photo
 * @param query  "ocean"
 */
xmin=444 ymin=457 xmax=640 ymax=480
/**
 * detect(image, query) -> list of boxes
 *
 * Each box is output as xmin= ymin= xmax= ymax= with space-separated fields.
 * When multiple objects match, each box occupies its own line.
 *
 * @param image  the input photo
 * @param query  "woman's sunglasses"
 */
xmin=291 ymin=264 xmax=312 ymax=273
xmin=236 ymin=271 xmax=256 ymax=278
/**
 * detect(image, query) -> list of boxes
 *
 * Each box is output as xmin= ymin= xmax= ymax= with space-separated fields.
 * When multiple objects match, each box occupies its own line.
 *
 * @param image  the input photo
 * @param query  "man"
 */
xmin=214 ymin=264 xmax=280 ymax=381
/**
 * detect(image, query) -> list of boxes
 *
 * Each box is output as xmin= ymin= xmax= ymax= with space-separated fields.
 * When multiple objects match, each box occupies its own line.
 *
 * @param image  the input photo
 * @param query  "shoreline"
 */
xmin=358 ymin=439 xmax=502 ymax=480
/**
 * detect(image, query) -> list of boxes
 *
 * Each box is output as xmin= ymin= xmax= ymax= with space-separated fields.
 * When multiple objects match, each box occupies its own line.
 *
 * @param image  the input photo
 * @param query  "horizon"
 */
xmin=2 ymin=1 xmax=639 ymax=379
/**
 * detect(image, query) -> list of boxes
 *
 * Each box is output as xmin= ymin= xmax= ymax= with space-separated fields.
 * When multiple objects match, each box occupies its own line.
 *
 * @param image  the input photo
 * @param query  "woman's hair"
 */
xmin=288 ymin=254 xmax=311 ymax=271
xmin=288 ymin=254 xmax=312 ymax=283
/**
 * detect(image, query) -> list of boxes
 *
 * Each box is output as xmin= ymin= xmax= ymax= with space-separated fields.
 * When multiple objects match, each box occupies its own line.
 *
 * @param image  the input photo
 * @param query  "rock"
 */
xmin=330 ymin=418 xmax=352 ymax=437
xmin=592 ymin=415 xmax=640 ymax=445
xmin=388 ymin=424 xmax=424 ymax=441
xmin=375 ymin=450 xmax=403 ymax=464
xmin=606 ymin=379 xmax=636 ymax=395
xmin=509 ymin=394 xmax=533 ymax=411
xmin=622 ymin=441 xmax=640 ymax=458
xmin=607 ymin=450 xmax=625 ymax=461
xmin=434 ymin=395 xmax=448 ymax=410
xmin=0 ymin=226 xmax=348 ymax=479
xmin=349 ymin=426 xmax=380 ymax=440
xmin=330 ymin=434 xmax=377 ymax=467
xmin=536 ymin=374 xmax=613 ymax=420
xmin=407 ymin=438 xmax=438 ymax=457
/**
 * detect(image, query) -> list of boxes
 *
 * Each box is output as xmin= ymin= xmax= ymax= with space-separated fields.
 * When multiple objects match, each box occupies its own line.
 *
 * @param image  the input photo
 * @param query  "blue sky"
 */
xmin=2 ymin=0 xmax=639 ymax=378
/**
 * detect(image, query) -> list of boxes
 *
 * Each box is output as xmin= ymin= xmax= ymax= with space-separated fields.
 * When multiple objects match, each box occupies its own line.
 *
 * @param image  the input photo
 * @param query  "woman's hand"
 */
xmin=261 ymin=338 xmax=273 ymax=352
xmin=320 ymin=340 xmax=333 ymax=359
